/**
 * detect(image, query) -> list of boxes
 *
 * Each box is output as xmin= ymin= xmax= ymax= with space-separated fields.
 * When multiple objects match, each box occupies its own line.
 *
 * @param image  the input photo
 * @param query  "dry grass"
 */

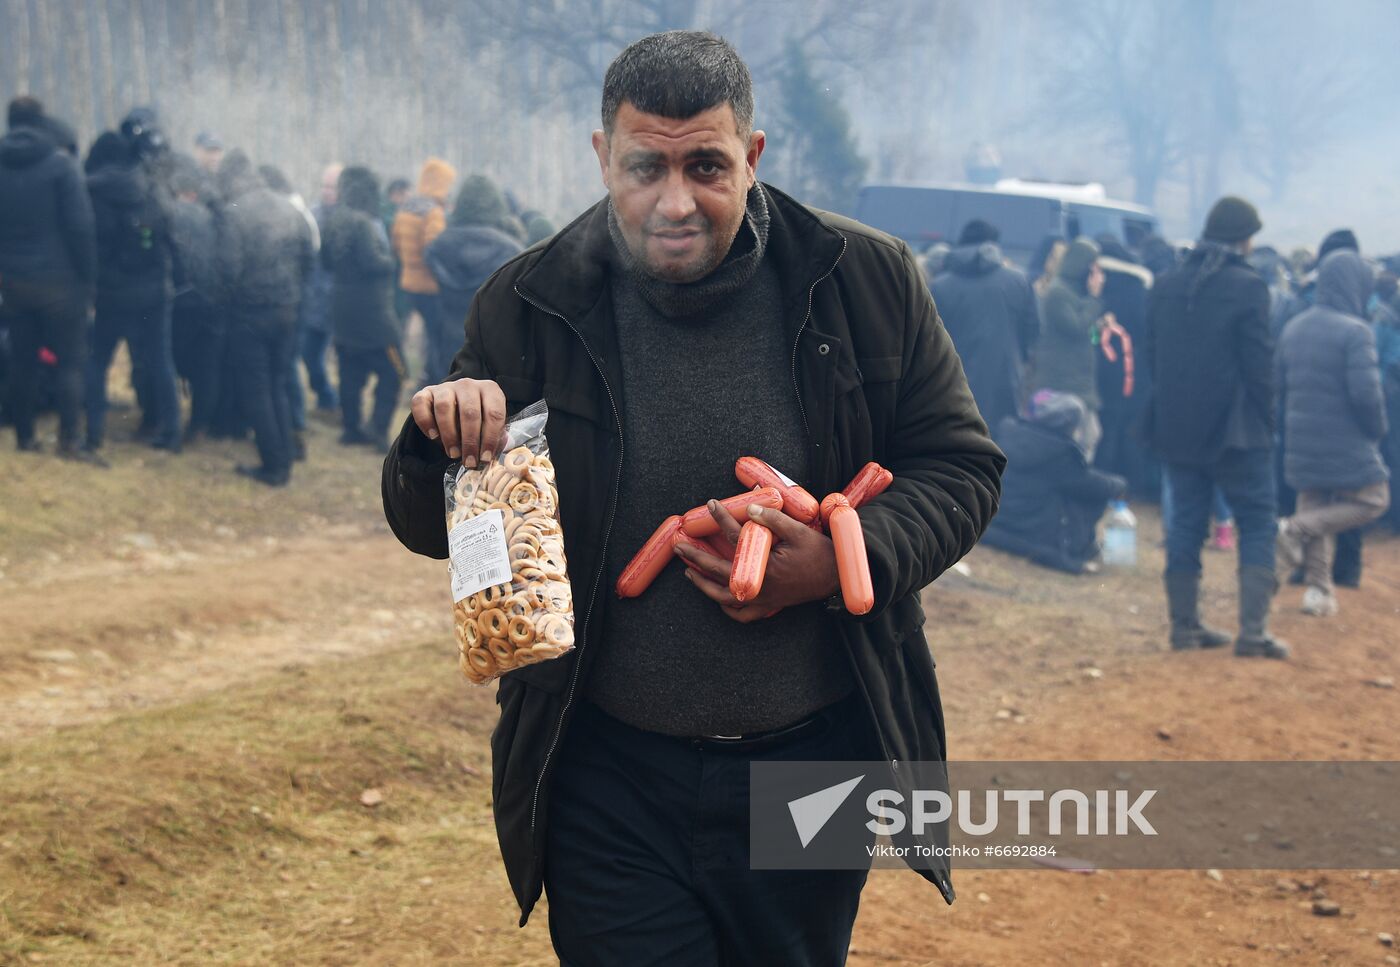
xmin=0 ymin=639 xmax=554 ymax=965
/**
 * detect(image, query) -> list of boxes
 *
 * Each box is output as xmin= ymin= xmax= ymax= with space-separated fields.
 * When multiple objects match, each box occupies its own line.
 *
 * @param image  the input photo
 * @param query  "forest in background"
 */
xmin=3 ymin=0 xmax=1397 ymax=250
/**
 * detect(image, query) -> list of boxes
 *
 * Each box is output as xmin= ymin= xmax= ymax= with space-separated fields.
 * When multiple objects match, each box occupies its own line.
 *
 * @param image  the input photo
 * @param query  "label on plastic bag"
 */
xmin=448 ymin=509 xmax=511 ymax=602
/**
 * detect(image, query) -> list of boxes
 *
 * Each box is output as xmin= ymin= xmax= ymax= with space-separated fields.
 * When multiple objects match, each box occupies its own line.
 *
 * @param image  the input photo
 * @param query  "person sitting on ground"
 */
xmin=983 ymin=389 xmax=1127 ymax=574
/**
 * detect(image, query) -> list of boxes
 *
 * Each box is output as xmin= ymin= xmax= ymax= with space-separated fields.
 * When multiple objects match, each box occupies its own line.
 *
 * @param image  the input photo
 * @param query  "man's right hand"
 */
xmin=409 ymin=378 xmax=508 ymax=467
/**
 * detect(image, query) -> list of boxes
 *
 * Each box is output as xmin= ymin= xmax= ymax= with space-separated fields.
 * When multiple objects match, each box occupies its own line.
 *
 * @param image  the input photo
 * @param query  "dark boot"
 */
xmin=1165 ymin=571 xmax=1231 ymax=650
xmin=1235 ymin=565 xmax=1290 ymax=659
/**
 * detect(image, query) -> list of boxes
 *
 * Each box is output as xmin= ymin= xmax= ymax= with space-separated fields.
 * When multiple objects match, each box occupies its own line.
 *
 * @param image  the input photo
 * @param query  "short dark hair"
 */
xmin=7 ymin=95 xmax=44 ymax=130
xmin=602 ymin=31 xmax=753 ymax=139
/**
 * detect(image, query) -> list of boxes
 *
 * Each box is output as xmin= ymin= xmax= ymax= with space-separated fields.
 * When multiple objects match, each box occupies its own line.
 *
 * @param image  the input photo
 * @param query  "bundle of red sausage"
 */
xmin=616 ymin=458 xmax=893 ymax=616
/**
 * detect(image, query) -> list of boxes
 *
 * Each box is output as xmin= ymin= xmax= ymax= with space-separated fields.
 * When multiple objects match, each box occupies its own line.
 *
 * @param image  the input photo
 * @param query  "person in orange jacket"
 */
xmin=390 ymin=157 xmax=456 ymax=386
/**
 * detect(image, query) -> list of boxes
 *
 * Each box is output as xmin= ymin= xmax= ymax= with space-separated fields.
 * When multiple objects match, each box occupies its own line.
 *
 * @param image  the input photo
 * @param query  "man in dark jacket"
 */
xmin=321 ymin=166 xmax=404 ymax=451
xmin=216 ymin=149 xmax=316 ymax=485
xmin=1033 ymin=237 xmax=1108 ymax=433
xmin=381 ymin=31 xmax=1003 ymax=963
xmin=929 ymin=218 xmax=1039 ymax=432
xmin=82 ymin=130 xmax=181 ymax=455
xmin=1145 ymin=196 xmax=1287 ymax=658
xmin=1275 ymin=250 xmax=1390 ymax=617
xmin=983 ymin=390 xmax=1125 ymax=573
xmin=424 ymin=174 xmax=523 ymax=332
xmin=0 ymin=96 xmax=96 ymax=455
xmin=167 ymin=154 xmax=223 ymax=442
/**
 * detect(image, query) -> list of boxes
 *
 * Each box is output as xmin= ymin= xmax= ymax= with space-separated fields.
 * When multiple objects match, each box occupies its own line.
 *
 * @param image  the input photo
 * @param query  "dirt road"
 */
xmin=2 ymin=419 xmax=1397 ymax=964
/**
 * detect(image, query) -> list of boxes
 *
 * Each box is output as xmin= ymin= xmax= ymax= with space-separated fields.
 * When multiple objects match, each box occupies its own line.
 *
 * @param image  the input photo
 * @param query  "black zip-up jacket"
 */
xmin=0 ymin=125 xmax=96 ymax=295
xmin=381 ymin=183 xmax=1005 ymax=925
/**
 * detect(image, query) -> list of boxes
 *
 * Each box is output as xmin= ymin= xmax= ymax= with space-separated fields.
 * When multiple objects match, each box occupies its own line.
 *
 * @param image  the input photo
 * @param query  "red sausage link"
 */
xmin=681 ymin=487 xmax=783 ymax=537
xmin=616 ymin=515 xmax=683 ymax=598
xmin=729 ymin=521 xmax=774 ymax=603
xmin=734 ymin=456 xmax=821 ymax=524
xmin=828 ymin=504 xmax=875 ymax=615
xmin=842 ymin=462 xmax=894 ymax=509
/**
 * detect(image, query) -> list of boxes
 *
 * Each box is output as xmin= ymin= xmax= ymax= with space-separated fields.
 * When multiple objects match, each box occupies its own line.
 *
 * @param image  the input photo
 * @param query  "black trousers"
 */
xmin=336 ymin=343 xmax=403 ymax=441
xmin=173 ymin=297 xmax=225 ymax=435
xmin=545 ymin=691 xmax=873 ymax=967
xmin=228 ymin=310 xmax=297 ymax=475
xmin=0 ymin=279 xmax=86 ymax=447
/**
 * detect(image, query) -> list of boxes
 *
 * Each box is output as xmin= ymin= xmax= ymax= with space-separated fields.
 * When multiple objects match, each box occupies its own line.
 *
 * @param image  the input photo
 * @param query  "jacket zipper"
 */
xmin=792 ymin=237 xmax=902 ymax=776
xmin=513 ymin=283 xmax=626 ymax=865
xmin=790 ymin=236 xmax=848 ymax=442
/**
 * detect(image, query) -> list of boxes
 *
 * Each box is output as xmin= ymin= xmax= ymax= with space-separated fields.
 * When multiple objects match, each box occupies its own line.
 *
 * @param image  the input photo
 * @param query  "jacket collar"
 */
xmin=514 ymin=182 xmax=846 ymax=345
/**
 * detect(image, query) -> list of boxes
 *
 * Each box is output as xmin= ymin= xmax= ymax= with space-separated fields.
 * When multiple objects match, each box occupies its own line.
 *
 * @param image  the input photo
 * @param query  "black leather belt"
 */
xmin=688 ymin=704 xmax=834 ymax=755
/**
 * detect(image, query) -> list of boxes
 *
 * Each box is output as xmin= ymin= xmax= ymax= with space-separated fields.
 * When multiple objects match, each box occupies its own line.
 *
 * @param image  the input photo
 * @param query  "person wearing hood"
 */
xmin=0 ymin=96 xmax=97 ymax=457
xmin=1275 ymin=250 xmax=1390 ymax=618
xmin=321 ymin=166 xmax=404 ymax=451
xmin=1032 ymin=237 xmax=1109 ymax=436
xmin=1145 ymin=196 xmax=1287 ymax=658
xmin=424 ymin=174 xmax=523 ymax=336
xmin=982 ymin=390 xmax=1126 ymax=574
xmin=390 ymin=157 xmax=456 ymax=386
xmin=82 ymin=129 xmax=180 ymax=456
xmin=929 ymin=219 xmax=1040 ymax=432
xmin=216 ymin=149 xmax=317 ymax=485
xmin=1271 ymin=228 xmax=1367 ymax=590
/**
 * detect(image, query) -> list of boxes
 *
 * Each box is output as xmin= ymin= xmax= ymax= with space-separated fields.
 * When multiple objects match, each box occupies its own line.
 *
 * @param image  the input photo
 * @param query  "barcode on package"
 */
xmin=448 ymin=509 xmax=512 ymax=602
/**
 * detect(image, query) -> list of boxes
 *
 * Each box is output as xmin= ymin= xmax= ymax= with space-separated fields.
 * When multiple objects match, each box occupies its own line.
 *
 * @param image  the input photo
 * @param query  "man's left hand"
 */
xmin=674 ymin=500 xmax=840 ymax=623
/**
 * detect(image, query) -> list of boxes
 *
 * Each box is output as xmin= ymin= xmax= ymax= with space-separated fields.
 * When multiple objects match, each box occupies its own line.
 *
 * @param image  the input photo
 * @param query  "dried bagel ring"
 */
xmin=461 ymin=619 xmax=481 ymax=648
xmin=541 ymin=617 xmax=575 ymax=649
xmin=504 ymin=446 xmax=534 ymax=476
xmin=543 ymin=581 xmax=573 ymax=614
xmin=508 ymin=614 xmax=535 ymax=647
xmin=508 ymin=481 xmax=541 ymax=513
xmin=530 ymin=642 xmax=567 ymax=660
xmin=522 ymin=583 xmax=551 ymax=610
xmin=487 ymin=636 xmax=514 ymax=664
xmin=479 ymin=608 xmax=509 ymax=640
xmin=513 ymin=647 xmax=541 ymax=664
xmin=466 ymin=646 xmax=493 ymax=675
xmin=503 ymin=594 xmax=532 ymax=617
xmin=478 ymin=583 xmax=510 ymax=608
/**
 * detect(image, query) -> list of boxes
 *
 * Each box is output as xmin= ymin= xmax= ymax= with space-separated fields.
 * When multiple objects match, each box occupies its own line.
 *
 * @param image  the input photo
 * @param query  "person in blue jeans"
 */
xmin=1144 ymin=196 xmax=1289 ymax=658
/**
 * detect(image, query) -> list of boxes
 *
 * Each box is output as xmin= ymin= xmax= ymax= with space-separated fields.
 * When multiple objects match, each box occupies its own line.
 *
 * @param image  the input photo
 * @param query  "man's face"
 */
xmin=320 ymin=165 xmax=343 ymax=206
xmin=592 ymin=102 xmax=764 ymax=283
xmin=196 ymin=146 xmax=223 ymax=173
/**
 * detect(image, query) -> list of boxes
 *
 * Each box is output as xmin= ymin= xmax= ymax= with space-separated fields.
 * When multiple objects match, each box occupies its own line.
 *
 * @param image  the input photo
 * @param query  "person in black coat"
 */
xmin=424 ymin=174 xmax=523 ymax=335
xmin=1092 ymin=235 xmax=1157 ymax=497
xmin=1145 ymin=196 xmax=1286 ymax=658
xmin=81 ymin=130 xmax=180 ymax=455
xmin=983 ymin=390 xmax=1125 ymax=573
xmin=216 ymin=149 xmax=316 ymax=485
xmin=929 ymin=219 xmax=1040 ymax=432
xmin=320 ymin=166 xmax=404 ymax=450
xmin=166 ymin=154 xmax=223 ymax=441
xmin=0 ymin=96 xmax=96 ymax=456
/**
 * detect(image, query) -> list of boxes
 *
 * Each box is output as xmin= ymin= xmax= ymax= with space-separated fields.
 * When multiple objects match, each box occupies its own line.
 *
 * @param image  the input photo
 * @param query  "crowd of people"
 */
xmin=0 ymin=96 xmax=551 ymax=485
xmin=931 ymin=198 xmax=1397 ymax=652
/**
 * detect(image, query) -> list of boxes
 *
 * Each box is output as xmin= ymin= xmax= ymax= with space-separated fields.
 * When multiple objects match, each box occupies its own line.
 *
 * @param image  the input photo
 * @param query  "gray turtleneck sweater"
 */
xmin=585 ymin=186 xmax=853 ymax=737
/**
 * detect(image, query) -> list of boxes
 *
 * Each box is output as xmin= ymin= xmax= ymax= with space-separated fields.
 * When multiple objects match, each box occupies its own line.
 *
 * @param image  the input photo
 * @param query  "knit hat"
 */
xmin=1202 ymin=196 xmax=1262 ymax=243
xmin=958 ymin=218 xmax=1000 ymax=246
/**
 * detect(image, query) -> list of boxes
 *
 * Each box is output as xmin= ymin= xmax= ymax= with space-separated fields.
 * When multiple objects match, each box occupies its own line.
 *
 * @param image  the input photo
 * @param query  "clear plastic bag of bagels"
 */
xmin=443 ymin=400 xmax=575 ymax=685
